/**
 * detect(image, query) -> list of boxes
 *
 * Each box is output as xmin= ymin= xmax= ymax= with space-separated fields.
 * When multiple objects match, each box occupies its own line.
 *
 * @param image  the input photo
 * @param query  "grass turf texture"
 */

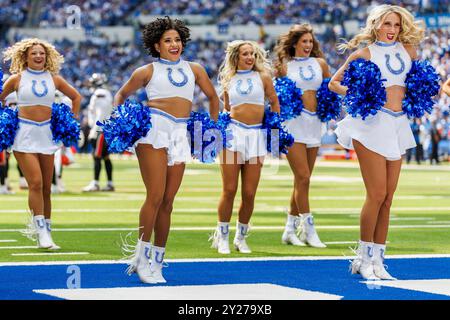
xmin=0 ymin=154 xmax=449 ymax=262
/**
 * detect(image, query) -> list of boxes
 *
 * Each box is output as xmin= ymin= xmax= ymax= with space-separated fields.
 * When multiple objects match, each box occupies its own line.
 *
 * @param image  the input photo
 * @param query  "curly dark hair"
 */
xmin=142 ymin=16 xmax=191 ymax=58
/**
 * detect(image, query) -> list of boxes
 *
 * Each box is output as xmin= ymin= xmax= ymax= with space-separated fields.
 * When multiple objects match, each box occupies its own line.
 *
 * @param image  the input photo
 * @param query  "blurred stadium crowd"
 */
xmin=1 ymin=0 xmax=449 ymax=161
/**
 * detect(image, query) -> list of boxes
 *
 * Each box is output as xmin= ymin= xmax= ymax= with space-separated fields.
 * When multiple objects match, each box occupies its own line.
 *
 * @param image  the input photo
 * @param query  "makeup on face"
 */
xmin=295 ymin=33 xmax=314 ymax=58
xmin=156 ymin=29 xmax=183 ymax=61
xmin=237 ymin=44 xmax=255 ymax=70
xmin=27 ymin=44 xmax=46 ymax=70
xmin=377 ymin=12 xmax=401 ymax=43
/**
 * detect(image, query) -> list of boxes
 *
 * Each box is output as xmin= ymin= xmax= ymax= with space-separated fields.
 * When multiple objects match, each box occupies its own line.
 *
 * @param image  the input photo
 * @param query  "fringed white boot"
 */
xmin=122 ymin=235 xmax=157 ymax=284
xmin=350 ymin=240 xmax=379 ymax=280
xmin=373 ymin=243 xmax=397 ymax=280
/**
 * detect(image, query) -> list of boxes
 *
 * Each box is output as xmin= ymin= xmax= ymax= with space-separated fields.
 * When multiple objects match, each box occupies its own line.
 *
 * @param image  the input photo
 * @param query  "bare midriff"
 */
xmin=230 ymin=103 xmax=265 ymax=125
xmin=383 ymin=86 xmax=406 ymax=112
xmin=301 ymin=90 xmax=318 ymax=112
xmin=148 ymin=97 xmax=193 ymax=118
xmin=18 ymin=105 xmax=52 ymax=122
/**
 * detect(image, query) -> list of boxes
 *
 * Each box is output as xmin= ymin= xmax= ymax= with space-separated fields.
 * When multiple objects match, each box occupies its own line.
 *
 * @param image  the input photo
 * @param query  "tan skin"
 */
xmin=0 ymin=44 xmax=81 ymax=220
xmin=218 ymin=44 xmax=280 ymax=225
xmin=443 ymin=78 xmax=450 ymax=96
xmin=279 ymin=33 xmax=332 ymax=216
xmin=114 ymin=29 xmax=219 ymax=245
xmin=329 ymin=12 xmax=418 ymax=244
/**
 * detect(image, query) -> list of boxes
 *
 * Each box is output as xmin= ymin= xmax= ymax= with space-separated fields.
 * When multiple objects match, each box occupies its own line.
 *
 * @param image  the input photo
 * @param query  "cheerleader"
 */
xmin=210 ymin=40 xmax=280 ymax=254
xmin=0 ymin=38 xmax=81 ymax=249
xmin=273 ymin=24 xmax=329 ymax=248
xmin=329 ymin=5 xmax=425 ymax=280
xmin=115 ymin=17 xmax=219 ymax=283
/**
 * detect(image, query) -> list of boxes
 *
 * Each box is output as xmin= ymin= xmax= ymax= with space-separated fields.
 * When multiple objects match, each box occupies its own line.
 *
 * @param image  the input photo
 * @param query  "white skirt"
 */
xmin=283 ymin=109 xmax=325 ymax=148
xmin=10 ymin=118 xmax=61 ymax=155
xmin=335 ymin=108 xmax=416 ymax=161
xmin=133 ymin=108 xmax=191 ymax=166
xmin=226 ymin=119 xmax=267 ymax=162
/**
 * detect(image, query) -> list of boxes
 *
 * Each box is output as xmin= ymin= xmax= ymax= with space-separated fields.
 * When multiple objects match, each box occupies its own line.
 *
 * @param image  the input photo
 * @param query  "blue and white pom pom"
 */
xmin=97 ymin=100 xmax=152 ymax=154
xmin=274 ymin=76 xmax=303 ymax=121
xmin=217 ymin=111 xmax=233 ymax=148
xmin=51 ymin=102 xmax=80 ymax=147
xmin=403 ymin=60 xmax=440 ymax=118
xmin=342 ymin=58 xmax=386 ymax=120
xmin=316 ymin=78 xmax=342 ymax=122
xmin=0 ymin=106 xmax=19 ymax=151
xmin=187 ymin=111 xmax=223 ymax=163
xmin=263 ymin=110 xmax=294 ymax=156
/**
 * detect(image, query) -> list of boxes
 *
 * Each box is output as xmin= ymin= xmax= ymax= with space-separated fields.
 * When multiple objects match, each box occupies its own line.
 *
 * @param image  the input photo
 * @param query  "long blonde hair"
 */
xmin=273 ymin=24 xmax=324 ymax=76
xmin=338 ymin=5 xmax=425 ymax=53
xmin=218 ymin=40 xmax=271 ymax=91
xmin=3 ymin=38 xmax=64 ymax=75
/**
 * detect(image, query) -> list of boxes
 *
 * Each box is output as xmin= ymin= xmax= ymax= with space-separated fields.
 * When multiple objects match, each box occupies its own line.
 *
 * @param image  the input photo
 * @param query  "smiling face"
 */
xmin=377 ymin=12 xmax=401 ymax=43
xmin=294 ymin=33 xmax=314 ymax=57
xmin=237 ymin=44 xmax=255 ymax=70
xmin=155 ymin=29 xmax=183 ymax=61
xmin=26 ymin=44 xmax=46 ymax=70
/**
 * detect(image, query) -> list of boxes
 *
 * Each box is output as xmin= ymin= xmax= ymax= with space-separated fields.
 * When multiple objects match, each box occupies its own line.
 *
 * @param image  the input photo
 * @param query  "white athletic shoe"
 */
xmin=210 ymin=228 xmax=230 ymax=254
xmin=0 ymin=185 xmax=14 ymax=195
xmin=298 ymin=215 xmax=326 ymax=248
xmin=281 ymin=230 xmax=306 ymax=246
xmin=82 ymin=181 xmax=100 ymax=192
xmin=233 ymin=238 xmax=252 ymax=253
xmin=373 ymin=261 xmax=397 ymax=280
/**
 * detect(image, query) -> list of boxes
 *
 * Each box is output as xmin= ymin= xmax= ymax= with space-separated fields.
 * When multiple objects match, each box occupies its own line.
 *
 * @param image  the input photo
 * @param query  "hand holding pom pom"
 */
xmin=274 ymin=77 xmax=303 ymax=121
xmin=97 ymin=100 xmax=152 ymax=153
xmin=51 ymin=103 xmax=80 ymax=147
xmin=263 ymin=110 xmax=294 ymax=157
xmin=342 ymin=58 xmax=386 ymax=120
xmin=316 ymin=78 xmax=342 ymax=122
xmin=0 ymin=107 xmax=19 ymax=151
xmin=402 ymin=60 xmax=440 ymax=118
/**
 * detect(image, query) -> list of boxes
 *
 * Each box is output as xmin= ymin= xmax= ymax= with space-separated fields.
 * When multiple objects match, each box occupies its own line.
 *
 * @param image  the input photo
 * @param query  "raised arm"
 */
xmin=53 ymin=75 xmax=81 ymax=117
xmin=114 ymin=65 xmax=152 ymax=106
xmin=190 ymin=62 xmax=219 ymax=122
xmin=328 ymin=48 xmax=369 ymax=96
xmin=0 ymin=74 xmax=20 ymax=105
xmin=261 ymin=72 xmax=280 ymax=114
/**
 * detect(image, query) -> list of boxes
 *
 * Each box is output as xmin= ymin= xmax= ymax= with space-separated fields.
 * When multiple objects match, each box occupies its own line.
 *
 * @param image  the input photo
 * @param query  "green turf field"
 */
xmin=0 ymin=155 xmax=449 ymax=262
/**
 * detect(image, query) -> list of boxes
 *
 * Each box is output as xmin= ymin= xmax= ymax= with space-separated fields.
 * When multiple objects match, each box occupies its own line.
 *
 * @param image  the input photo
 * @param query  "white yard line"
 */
xmin=1 ymin=254 xmax=450 ymax=267
xmin=1 ymin=224 xmax=450 ymax=233
xmin=0 ymin=246 xmax=37 ymax=250
xmin=0 ymin=240 xmax=17 ymax=243
xmin=11 ymin=252 xmax=90 ymax=257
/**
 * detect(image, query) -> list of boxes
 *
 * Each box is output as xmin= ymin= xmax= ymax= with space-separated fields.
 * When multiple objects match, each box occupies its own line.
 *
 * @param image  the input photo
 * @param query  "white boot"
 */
xmin=45 ymin=219 xmax=61 ymax=250
xmin=350 ymin=240 xmax=379 ymax=280
xmin=151 ymin=246 xmax=167 ymax=283
xmin=233 ymin=222 xmax=251 ymax=254
xmin=33 ymin=215 xmax=52 ymax=249
xmin=210 ymin=222 xmax=230 ymax=254
xmin=281 ymin=212 xmax=305 ymax=246
xmin=373 ymin=243 xmax=397 ymax=280
xmin=298 ymin=213 xmax=326 ymax=248
xmin=126 ymin=240 xmax=158 ymax=284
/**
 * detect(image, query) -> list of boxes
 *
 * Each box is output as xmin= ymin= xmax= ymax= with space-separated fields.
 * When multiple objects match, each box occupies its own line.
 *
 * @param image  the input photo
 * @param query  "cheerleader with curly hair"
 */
xmin=329 ymin=5 xmax=425 ymax=280
xmin=273 ymin=24 xmax=332 ymax=249
xmin=210 ymin=40 xmax=280 ymax=254
xmin=0 ymin=38 xmax=81 ymax=249
xmin=115 ymin=16 xmax=219 ymax=283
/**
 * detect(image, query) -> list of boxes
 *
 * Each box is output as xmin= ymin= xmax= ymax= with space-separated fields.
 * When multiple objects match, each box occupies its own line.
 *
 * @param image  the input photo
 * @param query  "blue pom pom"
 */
xmin=402 ymin=60 xmax=440 ymax=118
xmin=316 ymin=78 xmax=342 ymax=122
xmin=217 ymin=112 xmax=233 ymax=149
xmin=51 ymin=103 xmax=80 ymax=147
xmin=0 ymin=106 xmax=19 ymax=151
xmin=262 ymin=110 xmax=294 ymax=156
xmin=97 ymin=100 xmax=152 ymax=153
xmin=342 ymin=58 xmax=386 ymax=120
xmin=274 ymin=76 xmax=303 ymax=121
xmin=187 ymin=111 xmax=221 ymax=163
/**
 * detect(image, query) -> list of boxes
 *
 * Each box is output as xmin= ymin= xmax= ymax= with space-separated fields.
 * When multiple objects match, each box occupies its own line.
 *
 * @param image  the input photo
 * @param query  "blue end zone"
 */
xmin=1 ymin=257 xmax=450 ymax=300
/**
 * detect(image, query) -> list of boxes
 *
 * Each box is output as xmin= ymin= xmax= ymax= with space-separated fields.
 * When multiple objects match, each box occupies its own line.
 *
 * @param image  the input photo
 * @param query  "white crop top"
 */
xmin=228 ymin=70 xmax=265 ymax=108
xmin=145 ymin=58 xmax=195 ymax=102
xmin=368 ymin=41 xmax=412 ymax=88
xmin=286 ymin=57 xmax=323 ymax=91
xmin=17 ymin=68 xmax=56 ymax=108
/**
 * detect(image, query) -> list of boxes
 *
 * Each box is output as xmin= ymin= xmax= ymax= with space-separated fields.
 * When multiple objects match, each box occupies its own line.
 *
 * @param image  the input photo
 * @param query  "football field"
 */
xmin=1 ymin=155 xmax=449 ymax=300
